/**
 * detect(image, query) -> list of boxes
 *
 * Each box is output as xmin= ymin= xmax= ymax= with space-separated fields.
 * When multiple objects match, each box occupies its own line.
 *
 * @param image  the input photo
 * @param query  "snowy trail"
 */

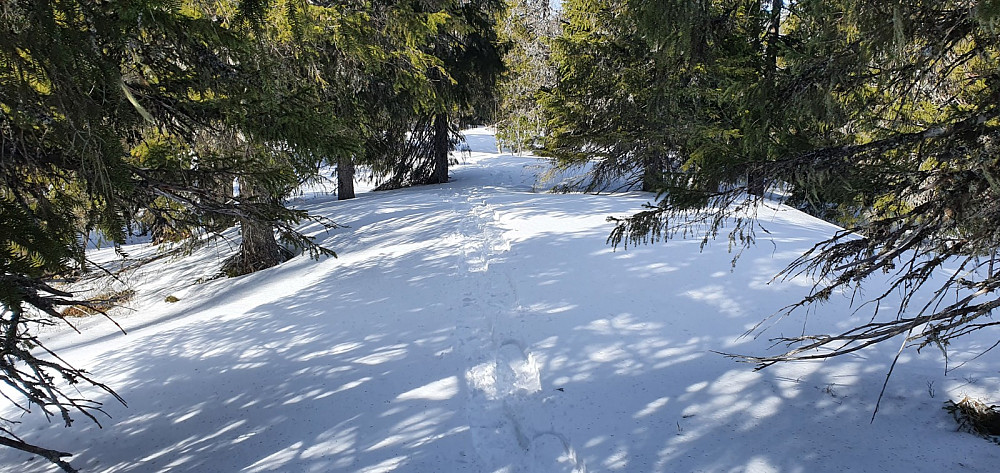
xmin=2 ymin=128 xmax=1000 ymax=473
xmin=453 ymin=182 xmax=585 ymax=473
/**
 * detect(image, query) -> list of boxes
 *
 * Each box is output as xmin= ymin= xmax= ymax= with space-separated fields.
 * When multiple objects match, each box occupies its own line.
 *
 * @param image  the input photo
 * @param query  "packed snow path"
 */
xmin=3 ymin=128 xmax=1000 ymax=472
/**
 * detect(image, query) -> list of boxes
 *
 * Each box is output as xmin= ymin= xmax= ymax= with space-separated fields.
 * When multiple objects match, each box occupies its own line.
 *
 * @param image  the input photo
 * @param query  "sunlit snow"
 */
xmin=3 ymin=127 xmax=999 ymax=473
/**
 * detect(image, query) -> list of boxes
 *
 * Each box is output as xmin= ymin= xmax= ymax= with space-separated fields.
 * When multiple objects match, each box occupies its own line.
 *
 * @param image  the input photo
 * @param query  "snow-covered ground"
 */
xmin=3 ymin=128 xmax=1000 ymax=472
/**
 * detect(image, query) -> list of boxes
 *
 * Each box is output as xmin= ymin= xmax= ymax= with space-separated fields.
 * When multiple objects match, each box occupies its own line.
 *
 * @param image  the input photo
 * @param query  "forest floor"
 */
xmin=3 ymin=128 xmax=1000 ymax=472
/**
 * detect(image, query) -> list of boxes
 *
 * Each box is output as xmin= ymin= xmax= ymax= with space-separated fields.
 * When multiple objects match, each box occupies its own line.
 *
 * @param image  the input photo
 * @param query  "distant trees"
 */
xmin=549 ymin=1 xmax=1000 ymax=367
xmin=369 ymin=0 xmax=506 ymax=189
xmin=542 ymin=0 xmax=673 ymax=192
xmin=495 ymin=0 xmax=558 ymax=155
xmin=541 ymin=0 xmax=774 ymax=193
xmin=1 ymin=0 xmax=502 ymax=468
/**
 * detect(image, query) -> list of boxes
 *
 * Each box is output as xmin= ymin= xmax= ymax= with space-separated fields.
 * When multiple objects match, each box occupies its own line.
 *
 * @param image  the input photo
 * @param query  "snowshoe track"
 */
xmin=455 ymin=189 xmax=585 ymax=473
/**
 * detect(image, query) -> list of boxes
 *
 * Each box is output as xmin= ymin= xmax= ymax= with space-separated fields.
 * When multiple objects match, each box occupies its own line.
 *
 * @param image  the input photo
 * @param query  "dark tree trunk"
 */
xmin=641 ymin=151 xmax=663 ymax=192
xmin=430 ymin=113 xmax=450 ymax=184
xmin=702 ymin=174 xmax=721 ymax=197
xmin=746 ymin=168 xmax=766 ymax=197
xmin=766 ymin=0 xmax=783 ymax=74
xmin=747 ymin=0 xmax=783 ymax=199
xmin=221 ymin=178 xmax=292 ymax=277
xmin=205 ymin=172 xmax=236 ymax=232
xmin=337 ymin=155 xmax=355 ymax=200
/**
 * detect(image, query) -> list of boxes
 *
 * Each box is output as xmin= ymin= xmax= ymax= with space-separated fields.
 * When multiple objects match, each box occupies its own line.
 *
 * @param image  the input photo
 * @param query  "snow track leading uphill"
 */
xmin=454 ymin=185 xmax=586 ymax=473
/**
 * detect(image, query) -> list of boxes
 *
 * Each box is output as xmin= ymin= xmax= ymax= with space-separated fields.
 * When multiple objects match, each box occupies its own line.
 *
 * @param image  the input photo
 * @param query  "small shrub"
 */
xmin=945 ymin=396 xmax=1000 ymax=443
xmin=60 ymin=289 xmax=136 ymax=317
xmin=164 ymin=295 xmax=180 ymax=303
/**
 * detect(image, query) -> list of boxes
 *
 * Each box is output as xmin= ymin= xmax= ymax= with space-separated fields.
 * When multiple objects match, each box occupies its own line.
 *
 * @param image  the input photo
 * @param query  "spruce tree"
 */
xmin=0 ymin=0 xmax=355 ymax=466
xmin=606 ymin=0 xmax=1000 ymax=369
xmin=1 ymin=0 xmax=501 ymax=466
xmin=544 ymin=0 xmax=644 ymax=190
xmin=495 ymin=0 xmax=559 ymax=155
xmin=543 ymin=0 xmax=731 ymax=192
xmin=1 ymin=1 xmax=234 ymax=467
xmin=371 ymin=0 xmax=506 ymax=189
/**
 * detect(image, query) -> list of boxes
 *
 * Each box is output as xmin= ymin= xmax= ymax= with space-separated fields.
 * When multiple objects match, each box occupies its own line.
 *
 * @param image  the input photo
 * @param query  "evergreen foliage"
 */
xmin=542 ymin=0 xmax=768 ymax=192
xmin=369 ymin=0 xmax=506 ymax=189
xmin=495 ymin=0 xmax=558 ymax=155
xmin=1 ymin=0 xmax=504 ymax=468
xmin=547 ymin=0 xmax=1000 ymax=370
xmin=543 ymin=0 xmax=667 ymax=191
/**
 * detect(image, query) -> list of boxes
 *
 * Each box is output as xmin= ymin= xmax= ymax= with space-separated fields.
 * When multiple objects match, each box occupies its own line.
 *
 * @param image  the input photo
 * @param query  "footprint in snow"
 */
xmin=496 ymin=339 xmax=541 ymax=397
xmin=530 ymin=432 xmax=586 ymax=473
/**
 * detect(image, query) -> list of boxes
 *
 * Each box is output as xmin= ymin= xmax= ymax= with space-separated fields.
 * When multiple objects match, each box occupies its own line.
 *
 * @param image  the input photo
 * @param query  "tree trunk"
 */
xmin=221 ymin=178 xmax=292 ymax=277
xmin=337 ymin=155 xmax=355 ymax=200
xmin=746 ymin=0 xmax=782 ymax=199
xmin=746 ymin=168 xmax=766 ymax=197
xmin=205 ymin=173 xmax=236 ymax=232
xmin=641 ymin=151 xmax=663 ymax=192
xmin=702 ymin=174 xmax=721 ymax=197
xmin=765 ymin=0 xmax=783 ymax=77
xmin=430 ymin=113 xmax=450 ymax=184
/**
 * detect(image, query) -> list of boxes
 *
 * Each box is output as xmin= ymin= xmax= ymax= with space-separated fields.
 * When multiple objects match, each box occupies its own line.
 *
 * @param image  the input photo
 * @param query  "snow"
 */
xmin=3 ymin=127 xmax=1000 ymax=472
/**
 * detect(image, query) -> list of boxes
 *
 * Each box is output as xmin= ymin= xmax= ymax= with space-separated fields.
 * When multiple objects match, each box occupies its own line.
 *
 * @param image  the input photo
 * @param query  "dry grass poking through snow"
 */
xmin=60 ymin=288 xmax=136 ymax=317
xmin=946 ymin=396 xmax=1000 ymax=443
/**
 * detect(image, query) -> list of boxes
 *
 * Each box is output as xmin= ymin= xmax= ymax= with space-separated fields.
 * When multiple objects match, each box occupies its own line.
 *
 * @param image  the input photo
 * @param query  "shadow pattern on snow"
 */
xmin=3 ymin=142 xmax=999 ymax=473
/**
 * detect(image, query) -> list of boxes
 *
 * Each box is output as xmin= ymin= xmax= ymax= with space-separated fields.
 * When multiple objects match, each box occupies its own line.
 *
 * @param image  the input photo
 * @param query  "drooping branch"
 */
xmin=0 ymin=433 xmax=78 ymax=473
xmin=0 ymin=288 xmax=127 ymax=473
